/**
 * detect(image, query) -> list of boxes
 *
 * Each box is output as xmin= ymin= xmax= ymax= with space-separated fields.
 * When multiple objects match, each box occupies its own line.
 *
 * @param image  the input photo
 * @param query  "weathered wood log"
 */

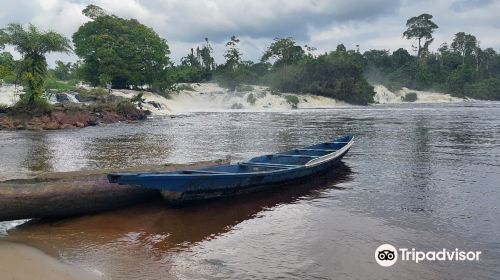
xmin=0 ymin=160 xmax=227 ymax=221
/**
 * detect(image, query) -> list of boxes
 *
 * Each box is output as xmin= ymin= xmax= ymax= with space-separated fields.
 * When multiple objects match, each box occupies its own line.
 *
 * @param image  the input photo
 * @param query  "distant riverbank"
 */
xmin=0 ymin=82 xmax=470 ymax=130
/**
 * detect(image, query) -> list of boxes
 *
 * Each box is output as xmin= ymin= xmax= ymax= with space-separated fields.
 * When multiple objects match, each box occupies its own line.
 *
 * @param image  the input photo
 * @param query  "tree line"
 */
xmin=1 ymin=5 xmax=500 ymax=111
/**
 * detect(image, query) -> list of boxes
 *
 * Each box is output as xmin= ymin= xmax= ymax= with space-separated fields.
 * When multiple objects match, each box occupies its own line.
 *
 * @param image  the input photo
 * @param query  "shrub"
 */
xmin=115 ymin=101 xmax=137 ymax=114
xmin=463 ymin=78 xmax=500 ymax=100
xmin=285 ymin=95 xmax=299 ymax=108
xmin=13 ymin=96 xmax=53 ymax=115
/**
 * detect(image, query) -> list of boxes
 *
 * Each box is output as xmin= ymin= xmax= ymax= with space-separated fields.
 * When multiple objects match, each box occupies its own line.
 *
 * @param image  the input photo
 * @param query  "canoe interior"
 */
xmin=107 ymin=135 xmax=353 ymax=180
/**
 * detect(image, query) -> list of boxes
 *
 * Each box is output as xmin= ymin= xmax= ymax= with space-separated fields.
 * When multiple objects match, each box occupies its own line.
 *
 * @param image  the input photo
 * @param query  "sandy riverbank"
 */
xmin=0 ymin=241 xmax=101 ymax=280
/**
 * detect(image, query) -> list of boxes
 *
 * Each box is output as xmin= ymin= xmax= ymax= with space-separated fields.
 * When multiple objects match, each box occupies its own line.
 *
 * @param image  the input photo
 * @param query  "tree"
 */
xmin=261 ymin=37 xmax=304 ymax=67
xmin=73 ymin=5 xmax=170 ymax=90
xmin=451 ymin=32 xmax=478 ymax=65
xmin=482 ymin=48 xmax=497 ymax=71
xmin=52 ymin=60 xmax=72 ymax=80
xmin=392 ymin=48 xmax=413 ymax=67
xmin=403 ymin=14 xmax=438 ymax=59
xmin=0 ymin=52 xmax=16 ymax=81
xmin=0 ymin=23 xmax=71 ymax=105
xmin=262 ymin=37 xmax=304 ymax=86
xmin=198 ymin=38 xmax=215 ymax=72
xmin=223 ymin=35 xmax=242 ymax=70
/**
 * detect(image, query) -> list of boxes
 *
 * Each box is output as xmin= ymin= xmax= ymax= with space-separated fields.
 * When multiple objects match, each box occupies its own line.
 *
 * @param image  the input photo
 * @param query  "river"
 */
xmin=1 ymin=101 xmax=499 ymax=279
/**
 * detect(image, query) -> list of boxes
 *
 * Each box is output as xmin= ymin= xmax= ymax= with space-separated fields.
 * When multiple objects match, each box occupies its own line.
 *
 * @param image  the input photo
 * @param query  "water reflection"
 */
xmin=86 ymin=133 xmax=175 ymax=169
xmin=8 ymin=163 xmax=351 ymax=246
xmin=21 ymin=132 xmax=53 ymax=172
xmin=5 ymin=164 xmax=352 ymax=278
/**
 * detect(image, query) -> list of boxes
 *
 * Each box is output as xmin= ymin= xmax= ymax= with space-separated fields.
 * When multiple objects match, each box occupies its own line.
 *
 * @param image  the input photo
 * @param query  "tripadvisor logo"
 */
xmin=375 ymin=244 xmax=398 ymax=267
xmin=375 ymin=244 xmax=481 ymax=267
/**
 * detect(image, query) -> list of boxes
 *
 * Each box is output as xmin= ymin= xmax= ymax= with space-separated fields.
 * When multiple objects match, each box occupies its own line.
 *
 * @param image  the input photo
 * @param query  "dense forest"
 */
xmin=1 ymin=5 xmax=500 ymax=111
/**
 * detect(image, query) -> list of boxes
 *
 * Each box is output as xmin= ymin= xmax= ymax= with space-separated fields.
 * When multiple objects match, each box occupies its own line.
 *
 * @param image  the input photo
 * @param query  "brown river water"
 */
xmin=1 ymin=102 xmax=499 ymax=279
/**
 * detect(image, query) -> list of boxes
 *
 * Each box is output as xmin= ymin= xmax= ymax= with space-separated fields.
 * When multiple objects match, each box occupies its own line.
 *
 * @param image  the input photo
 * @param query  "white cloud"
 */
xmin=1 ymin=0 xmax=499 ymax=66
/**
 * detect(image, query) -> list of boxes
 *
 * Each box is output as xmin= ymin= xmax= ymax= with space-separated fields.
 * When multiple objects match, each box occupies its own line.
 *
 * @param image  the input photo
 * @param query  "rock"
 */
xmin=75 ymin=121 xmax=85 ymax=128
xmin=230 ymin=103 xmax=244 ymax=109
xmin=59 ymin=124 xmax=74 ymax=129
xmin=55 ymin=93 xmax=70 ymax=103
xmin=75 ymin=94 xmax=97 ymax=102
xmin=45 ymin=122 xmax=60 ymax=130
xmin=147 ymin=101 xmax=162 ymax=109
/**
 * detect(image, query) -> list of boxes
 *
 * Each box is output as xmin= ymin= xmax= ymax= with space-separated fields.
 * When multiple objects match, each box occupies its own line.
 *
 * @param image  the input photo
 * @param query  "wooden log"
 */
xmin=0 ymin=159 xmax=228 ymax=221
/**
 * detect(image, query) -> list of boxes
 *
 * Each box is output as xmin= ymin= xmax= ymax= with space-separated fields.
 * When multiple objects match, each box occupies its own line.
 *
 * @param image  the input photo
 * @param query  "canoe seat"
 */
xmin=296 ymin=149 xmax=337 ymax=152
xmin=274 ymin=154 xmax=319 ymax=158
xmin=239 ymin=162 xmax=300 ymax=168
xmin=182 ymin=170 xmax=232 ymax=174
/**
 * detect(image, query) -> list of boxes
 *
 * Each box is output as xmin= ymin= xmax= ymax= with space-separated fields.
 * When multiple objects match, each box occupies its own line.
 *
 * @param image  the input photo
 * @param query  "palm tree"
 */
xmin=0 ymin=23 xmax=71 ymax=106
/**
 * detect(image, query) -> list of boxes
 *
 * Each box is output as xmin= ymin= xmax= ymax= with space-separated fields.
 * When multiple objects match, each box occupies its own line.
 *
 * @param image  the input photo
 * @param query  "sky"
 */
xmin=1 ymin=0 xmax=499 ymax=66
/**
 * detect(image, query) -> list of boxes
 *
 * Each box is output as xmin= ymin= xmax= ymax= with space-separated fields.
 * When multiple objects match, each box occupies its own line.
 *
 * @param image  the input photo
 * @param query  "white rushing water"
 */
xmin=1 ymin=83 xmax=468 ymax=115
xmin=164 ymin=83 xmax=349 ymax=113
xmin=373 ymin=84 xmax=465 ymax=104
xmin=0 ymin=85 xmax=22 ymax=106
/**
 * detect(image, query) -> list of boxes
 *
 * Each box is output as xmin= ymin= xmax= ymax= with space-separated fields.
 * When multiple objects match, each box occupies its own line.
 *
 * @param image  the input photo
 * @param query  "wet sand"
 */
xmin=0 ymin=241 xmax=101 ymax=280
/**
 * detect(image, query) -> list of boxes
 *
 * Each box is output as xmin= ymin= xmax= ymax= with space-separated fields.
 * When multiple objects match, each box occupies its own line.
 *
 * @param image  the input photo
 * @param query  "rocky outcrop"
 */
xmin=74 ymin=93 xmax=97 ymax=102
xmin=0 ymin=106 xmax=148 ymax=130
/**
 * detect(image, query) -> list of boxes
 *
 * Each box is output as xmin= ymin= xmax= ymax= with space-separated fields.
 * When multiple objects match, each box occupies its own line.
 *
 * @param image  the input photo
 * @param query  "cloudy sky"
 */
xmin=1 ymin=0 xmax=499 ymax=66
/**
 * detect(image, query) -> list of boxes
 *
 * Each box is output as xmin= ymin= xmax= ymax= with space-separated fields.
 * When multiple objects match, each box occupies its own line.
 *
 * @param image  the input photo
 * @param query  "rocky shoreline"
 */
xmin=0 ymin=103 xmax=149 ymax=130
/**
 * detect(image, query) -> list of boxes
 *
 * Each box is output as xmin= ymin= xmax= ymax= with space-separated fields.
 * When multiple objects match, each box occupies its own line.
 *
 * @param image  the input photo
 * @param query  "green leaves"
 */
xmin=73 ymin=6 xmax=170 ymax=89
xmin=261 ymin=37 xmax=304 ymax=67
xmin=403 ymin=13 xmax=439 ymax=58
xmin=0 ymin=23 xmax=71 ymax=106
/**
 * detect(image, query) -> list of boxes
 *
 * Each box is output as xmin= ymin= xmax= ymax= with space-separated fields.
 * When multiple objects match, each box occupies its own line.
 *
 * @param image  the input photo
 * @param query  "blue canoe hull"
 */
xmin=108 ymin=135 xmax=353 ymax=203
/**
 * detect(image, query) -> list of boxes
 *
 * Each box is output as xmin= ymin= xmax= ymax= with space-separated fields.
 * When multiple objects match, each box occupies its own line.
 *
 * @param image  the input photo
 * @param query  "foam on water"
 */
xmin=1 ymin=83 xmax=468 ymax=115
xmin=0 ymin=219 xmax=29 ymax=235
xmin=162 ymin=83 xmax=348 ymax=114
xmin=0 ymin=85 xmax=22 ymax=106
xmin=373 ymin=84 xmax=465 ymax=104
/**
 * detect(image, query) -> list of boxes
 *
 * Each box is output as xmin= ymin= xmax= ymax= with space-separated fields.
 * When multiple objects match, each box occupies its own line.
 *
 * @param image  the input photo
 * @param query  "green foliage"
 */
xmin=44 ymin=77 xmax=77 ymax=91
xmin=261 ymin=37 xmax=304 ymax=67
xmin=115 ymin=101 xmax=137 ymax=114
xmin=403 ymin=13 xmax=438 ymax=58
xmin=73 ymin=5 xmax=170 ymax=90
xmin=0 ymin=23 xmax=71 ymax=106
xmin=223 ymin=35 xmax=242 ymax=70
xmin=51 ymin=60 xmax=73 ymax=80
xmin=130 ymin=92 xmax=145 ymax=106
xmin=285 ymin=95 xmax=299 ymax=108
xmin=402 ymin=92 xmax=418 ymax=102
xmin=0 ymin=51 xmax=16 ymax=80
xmin=463 ymin=78 xmax=500 ymax=100
xmin=270 ymin=45 xmax=374 ymax=105
xmin=13 ymin=95 xmax=53 ymax=115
